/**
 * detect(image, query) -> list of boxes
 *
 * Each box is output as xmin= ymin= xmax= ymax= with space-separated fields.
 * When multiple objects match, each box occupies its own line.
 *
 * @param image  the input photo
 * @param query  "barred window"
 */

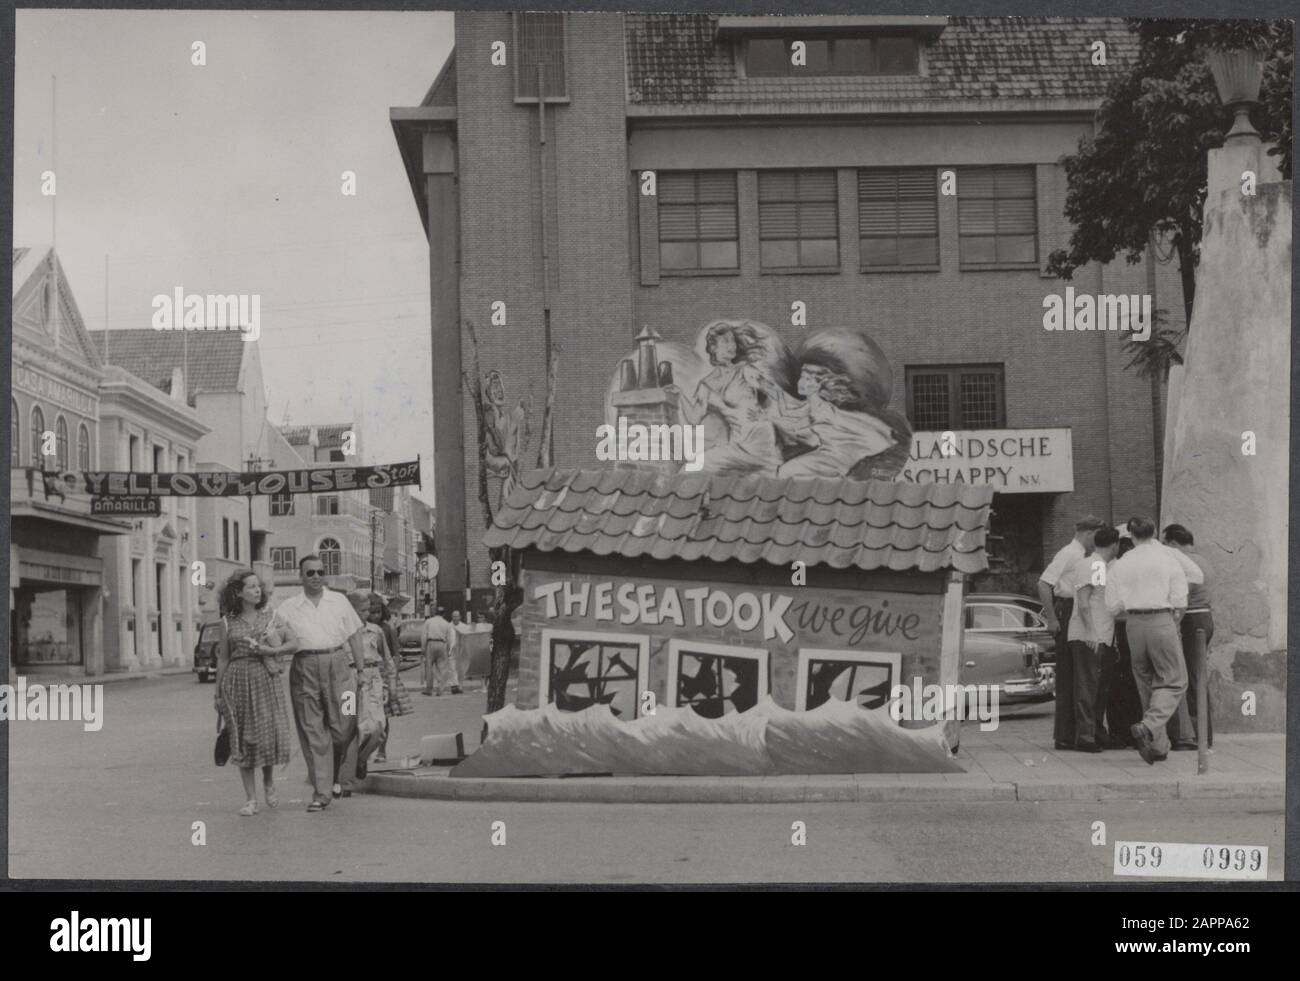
xmin=905 ymin=365 xmax=1005 ymax=431
xmin=759 ymin=170 xmax=839 ymax=270
xmin=269 ymin=492 xmax=294 ymax=517
xmin=958 ymin=167 xmax=1037 ymax=266
xmin=859 ymin=168 xmax=938 ymax=268
xmin=658 ymin=171 xmax=739 ymax=272
xmin=513 ymin=12 xmax=567 ymax=101
xmin=271 ymin=547 xmax=297 ymax=572
xmin=745 ymin=36 xmax=918 ymax=76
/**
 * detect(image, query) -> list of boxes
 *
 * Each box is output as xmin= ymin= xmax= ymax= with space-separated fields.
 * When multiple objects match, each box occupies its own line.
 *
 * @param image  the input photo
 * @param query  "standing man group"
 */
xmin=1037 ymin=515 xmax=1104 ymax=751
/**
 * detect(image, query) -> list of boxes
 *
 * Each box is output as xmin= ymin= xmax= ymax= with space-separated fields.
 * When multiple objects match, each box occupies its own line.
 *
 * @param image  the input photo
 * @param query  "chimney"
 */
xmin=609 ymin=325 xmax=685 ymax=476
xmin=170 ymin=366 xmax=186 ymax=403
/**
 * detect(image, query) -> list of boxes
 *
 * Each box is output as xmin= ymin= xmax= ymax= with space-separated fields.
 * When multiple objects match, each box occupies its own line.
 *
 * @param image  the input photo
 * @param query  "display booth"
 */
xmin=454 ymin=468 xmax=994 ymax=777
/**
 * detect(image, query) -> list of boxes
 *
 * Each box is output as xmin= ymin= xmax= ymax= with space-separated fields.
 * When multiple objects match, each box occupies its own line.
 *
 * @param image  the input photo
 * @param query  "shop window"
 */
xmin=319 ymin=537 xmax=342 ymax=577
xmin=795 ymin=648 xmax=901 ymax=712
xmin=858 ymin=168 xmax=939 ymax=268
xmin=271 ymin=546 xmax=297 ymax=572
xmin=658 ymin=171 xmax=739 ymax=273
xmin=269 ymin=492 xmax=294 ymax=516
xmin=667 ymin=640 xmax=769 ymax=718
xmin=958 ymin=166 xmax=1037 ymax=266
xmin=78 ymin=424 xmax=91 ymax=470
xmin=30 ymin=406 xmax=46 ymax=467
xmin=759 ymin=170 xmax=839 ymax=271
xmin=540 ymin=629 xmax=649 ymax=720
xmin=513 ymin=11 xmax=567 ymax=101
xmin=744 ymin=36 xmax=918 ymax=76
xmin=905 ymin=364 xmax=1005 ymax=431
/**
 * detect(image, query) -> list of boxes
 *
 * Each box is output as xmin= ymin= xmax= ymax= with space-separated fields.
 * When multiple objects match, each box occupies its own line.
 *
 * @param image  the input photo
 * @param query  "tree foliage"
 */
xmin=1046 ymin=19 xmax=1292 ymax=327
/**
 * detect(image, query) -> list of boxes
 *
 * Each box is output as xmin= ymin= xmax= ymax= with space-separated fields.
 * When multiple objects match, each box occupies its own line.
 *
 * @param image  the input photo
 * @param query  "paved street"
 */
xmin=7 ymin=673 xmax=1285 ymax=883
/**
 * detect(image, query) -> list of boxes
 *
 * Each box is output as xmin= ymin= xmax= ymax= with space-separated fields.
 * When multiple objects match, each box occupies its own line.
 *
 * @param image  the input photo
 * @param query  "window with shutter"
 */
xmin=958 ymin=166 xmax=1037 ymax=266
xmin=759 ymin=170 xmax=839 ymax=271
xmin=657 ymin=171 xmax=739 ymax=273
xmin=858 ymin=168 xmax=938 ymax=269
xmin=513 ymin=12 xmax=567 ymax=101
xmin=905 ymin=365 xmax=1006 ymax=431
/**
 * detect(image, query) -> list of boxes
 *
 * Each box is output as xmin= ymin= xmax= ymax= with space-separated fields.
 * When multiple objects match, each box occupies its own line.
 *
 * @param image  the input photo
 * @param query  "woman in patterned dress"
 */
xmin=213 ymin=570 xmax=297 ymax=816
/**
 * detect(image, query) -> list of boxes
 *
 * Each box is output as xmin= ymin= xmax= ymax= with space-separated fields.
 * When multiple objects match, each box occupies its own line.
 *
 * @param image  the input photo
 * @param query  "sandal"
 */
xmin=264 ymin=784 xmax=278 ymax=808
xmin=239 ymin=800 xmax=258 ymax=817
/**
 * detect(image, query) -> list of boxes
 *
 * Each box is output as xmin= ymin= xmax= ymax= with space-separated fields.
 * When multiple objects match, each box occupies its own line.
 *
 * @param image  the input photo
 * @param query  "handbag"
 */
xmin=214 ymin=715 xmax=231 ymax=767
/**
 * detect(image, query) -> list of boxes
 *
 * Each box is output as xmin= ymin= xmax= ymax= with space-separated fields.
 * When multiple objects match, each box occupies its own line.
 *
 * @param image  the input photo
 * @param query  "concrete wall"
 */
xmin=1162 ymin=171 xmax=1290 ymax=732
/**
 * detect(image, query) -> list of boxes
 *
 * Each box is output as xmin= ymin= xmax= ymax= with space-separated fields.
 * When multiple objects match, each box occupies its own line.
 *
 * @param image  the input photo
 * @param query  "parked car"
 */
xmin=397 ymin=618 xmax=426 ymax=662
xmin=960 ymin=594 xmax=1055 ymax=704
xmin=193 ymin=620 xmax=223 ymax=683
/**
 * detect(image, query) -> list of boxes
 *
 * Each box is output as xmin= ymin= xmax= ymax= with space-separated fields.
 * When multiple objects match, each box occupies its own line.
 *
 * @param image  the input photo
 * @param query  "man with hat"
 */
xmin=1037 ymin=514 xmax=1104 ymax=750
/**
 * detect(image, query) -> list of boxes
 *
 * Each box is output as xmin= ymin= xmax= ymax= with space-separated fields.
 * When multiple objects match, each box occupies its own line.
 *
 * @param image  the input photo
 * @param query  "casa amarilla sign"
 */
xmin=83 ymin=459 xmax=421 ymax=497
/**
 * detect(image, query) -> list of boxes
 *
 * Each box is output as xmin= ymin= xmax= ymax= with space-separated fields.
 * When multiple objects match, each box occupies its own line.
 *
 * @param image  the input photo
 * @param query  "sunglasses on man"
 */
xmin=303 ymin=569 xmax=326 ymax=577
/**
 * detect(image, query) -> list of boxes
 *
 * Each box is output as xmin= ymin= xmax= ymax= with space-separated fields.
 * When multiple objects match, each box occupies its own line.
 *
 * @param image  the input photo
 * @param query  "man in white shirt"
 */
xmin=1064 ymin=526 xmax=1121 ymax=752
xmin=272 ymin=554 xmax=367 ymax=811
xmin=421 ymin=608 xmax=461 ymax=696
xmin=1037 ymin=514 xmax=1104 ymax=750
xmin=1104 ymin=516 xmax=1189 ymax=764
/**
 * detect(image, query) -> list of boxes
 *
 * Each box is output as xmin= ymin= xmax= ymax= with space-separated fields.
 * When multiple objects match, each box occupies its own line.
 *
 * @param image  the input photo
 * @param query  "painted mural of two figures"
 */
xmin=606 ymin=319 xmax=913 ymax=480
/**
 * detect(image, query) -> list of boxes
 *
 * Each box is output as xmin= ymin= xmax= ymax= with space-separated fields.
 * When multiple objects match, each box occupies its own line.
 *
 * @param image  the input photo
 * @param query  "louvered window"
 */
xmin=758 ymin=170 xmax=839 ymax=270
xmin=658 ymin=171 xmax=739 ymax=272
xmin=958 ymin=167 xmax=1037 ymax=266
xmin=513 ymin=12 xmax=567 ymax=101
xmin=745 ymin=36 xmax=919 ymax=76
xmin=858 ymin=168 xmax=938 ymax=268
xmin=905 ymin=365 xmax=1005 ymax=431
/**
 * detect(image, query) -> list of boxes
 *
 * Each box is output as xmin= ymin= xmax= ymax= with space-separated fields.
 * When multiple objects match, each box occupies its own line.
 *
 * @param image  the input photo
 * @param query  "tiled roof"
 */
xmin=484 ymin=468 xmax=992 ymax=574
xmin=626 ymin=15 xmax=1139 ymax=105
xmin=90 ymin=329 xmax=245 ymax=395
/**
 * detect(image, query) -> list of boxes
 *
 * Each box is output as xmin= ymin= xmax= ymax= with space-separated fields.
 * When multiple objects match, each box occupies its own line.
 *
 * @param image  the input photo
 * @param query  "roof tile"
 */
xmin=485 ymin=468 xmax=992 ymax=574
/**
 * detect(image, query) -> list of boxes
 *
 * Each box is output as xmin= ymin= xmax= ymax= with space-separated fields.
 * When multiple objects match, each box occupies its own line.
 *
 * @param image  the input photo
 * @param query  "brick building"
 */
xmin=392 ymin=14 xmax=1184 ymax=605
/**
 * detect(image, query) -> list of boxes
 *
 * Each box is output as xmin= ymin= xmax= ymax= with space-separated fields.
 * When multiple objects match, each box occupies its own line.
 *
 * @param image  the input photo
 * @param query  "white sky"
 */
xmin=13 ymin=9 xmax=453 ymax=504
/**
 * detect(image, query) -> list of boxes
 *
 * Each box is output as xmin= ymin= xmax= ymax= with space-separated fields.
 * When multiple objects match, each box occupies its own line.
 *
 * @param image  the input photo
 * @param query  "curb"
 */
xmin=11 ymin=666 xmax=198 ymax=686
xmin=363 ymin=771 xmax=1285 ymax=804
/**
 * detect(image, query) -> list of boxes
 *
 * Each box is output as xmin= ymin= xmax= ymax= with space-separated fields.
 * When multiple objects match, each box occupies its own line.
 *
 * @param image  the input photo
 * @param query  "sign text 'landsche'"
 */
xmin=83 ymin=460 xmax=420 ymax=497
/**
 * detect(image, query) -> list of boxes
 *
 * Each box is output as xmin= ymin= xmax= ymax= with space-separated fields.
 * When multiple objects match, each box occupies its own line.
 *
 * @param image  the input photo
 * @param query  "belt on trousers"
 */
xmin=1185 ymin=607 xmax=1211 ymax=615
xmin=296 ymin=646 xmax=344 ymax=655
xmin=1127 ymin=608 xmax=1172 ymax=615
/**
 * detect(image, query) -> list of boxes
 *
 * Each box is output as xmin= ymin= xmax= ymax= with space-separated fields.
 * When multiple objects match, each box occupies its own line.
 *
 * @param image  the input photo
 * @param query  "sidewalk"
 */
xmin=368 ymin=686 xmax=1286 ymax=803
xmin=11 ymin=664 xmax=196 ymax=686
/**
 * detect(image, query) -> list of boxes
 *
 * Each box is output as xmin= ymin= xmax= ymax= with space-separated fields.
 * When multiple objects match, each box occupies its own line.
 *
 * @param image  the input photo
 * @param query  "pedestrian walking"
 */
xmin=271 ymin=554 xmax=366 ymax=812
xmin=1103 ymin=534 xmax=1144 ymax=747
xmin=422 ymin=607 xmax=462 ymax=696
xmin=1037 ymin=514 xmax=1104 ymax=750
xmin=348 ymin=591 xmax=390 ymax=781
xmin=1104 ymin=516 xmax=1189 ymax=765
xmin=1064 ymin=527 xmax=1120 ymax=751
xmin=213 ymin=570 xmax=295 ymax=816
xmin=370 ymin=595 xmax=410 ymax=762
xmin=1162 ymin=524 xmax=1215 ymax=750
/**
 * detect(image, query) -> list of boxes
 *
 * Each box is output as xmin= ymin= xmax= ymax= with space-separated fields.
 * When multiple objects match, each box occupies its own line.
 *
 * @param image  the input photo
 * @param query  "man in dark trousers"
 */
xmin=1037 ymin=514 xmax=1103 ymax=750
xmin=1065 ymin=526 xmax=1121 ymax=751
xmin=1162 ymin=524 xmax=1214 ymax=749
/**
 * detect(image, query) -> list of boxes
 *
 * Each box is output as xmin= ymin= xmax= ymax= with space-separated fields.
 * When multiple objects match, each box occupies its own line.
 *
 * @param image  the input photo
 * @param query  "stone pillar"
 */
xmin=1160 ymin=140 xmax=1289 ymax=731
